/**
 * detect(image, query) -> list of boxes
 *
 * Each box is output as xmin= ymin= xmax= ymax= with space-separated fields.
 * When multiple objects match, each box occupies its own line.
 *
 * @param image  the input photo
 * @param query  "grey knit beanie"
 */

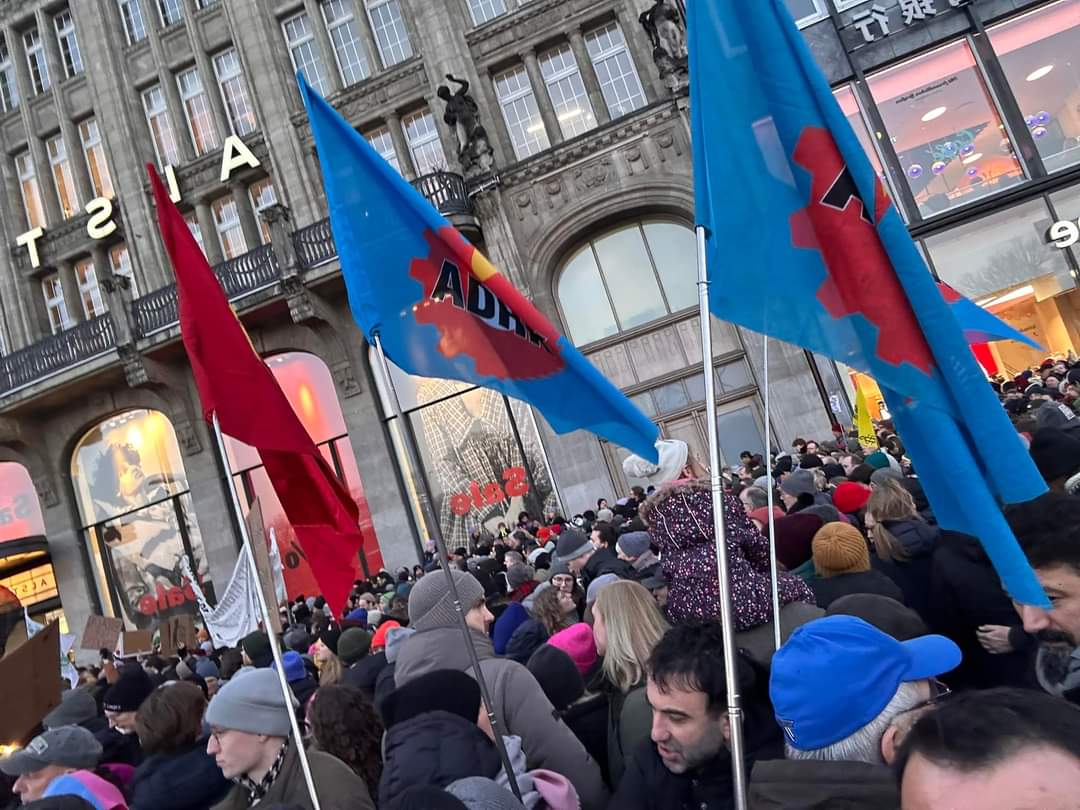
xmin=555 ymin=528 xmax=592 ymax=562
xmin=506 ymin=564 xmax=535 ymax=590
xmin=205 ymin=668 xmax=296 ymax=737
xmin=407 ymin=568 xmax=485 ymax=632
xmin=780 ymin=468 xmax=817 ymax=498
xmin=616 ymin=531 xmax=650 ymax=558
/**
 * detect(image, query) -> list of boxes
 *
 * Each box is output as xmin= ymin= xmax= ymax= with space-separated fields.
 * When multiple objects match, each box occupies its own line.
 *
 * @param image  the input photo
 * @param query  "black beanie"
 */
xmin=103 ymin=666 xmax=155 ymax=712
xmin=317 ymin=626 xmax=342 ymax=656
xmin=1030 ymin=427 xmax=1080 ymax=482
xmin=799 ymin=453 xmax=823 ymax=469
xmin=240 ymin=630 xmax=273 ymax=668
xmin=380 ymin=669 xmax=481 ymax=730
xmin=526 ymin=644 xmax=584 ymax=712
xmin=774 ymin=455 xmax=794 ymax=475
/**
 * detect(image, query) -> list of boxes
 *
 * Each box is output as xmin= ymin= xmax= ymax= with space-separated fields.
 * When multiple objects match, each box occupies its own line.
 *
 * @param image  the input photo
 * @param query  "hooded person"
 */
xmin=643 ymin=480 xmax=815 ymax=633
xmin=809 ymin=523 xmax=905 ymax=608
xmin=205 ymin=668 xmax=374 ymax=810
xmin=615 ymin=532 xmax=661 ymax=581
xmin=0 ymin=727 xmax=104 ymax=805
xmin=391 ymin=569 xmax=608 ymax=810
xmin=129 ymin=681 xmax=230 ymax=810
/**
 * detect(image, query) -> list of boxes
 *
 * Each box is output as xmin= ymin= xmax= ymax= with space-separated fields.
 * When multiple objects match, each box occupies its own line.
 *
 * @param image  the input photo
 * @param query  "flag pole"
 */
xmin=210 ymin=413 xmax=322 ymax=810
xmin=695 ymin=226 xmax=749 ymax=810
xmin=373 ymin=334 xmax=524 ymax=802
xmin=762 ymin=338 xmax=783 ymax=652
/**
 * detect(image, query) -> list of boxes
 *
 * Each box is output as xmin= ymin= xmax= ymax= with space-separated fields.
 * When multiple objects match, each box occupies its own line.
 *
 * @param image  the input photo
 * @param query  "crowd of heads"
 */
xmin=6 ymin=365 xmax=1080 ymax=809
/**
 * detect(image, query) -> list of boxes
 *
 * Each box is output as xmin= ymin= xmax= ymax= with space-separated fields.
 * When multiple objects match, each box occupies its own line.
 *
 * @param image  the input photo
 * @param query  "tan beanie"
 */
xmin=812 ymin=523 xmax=870 ymax=577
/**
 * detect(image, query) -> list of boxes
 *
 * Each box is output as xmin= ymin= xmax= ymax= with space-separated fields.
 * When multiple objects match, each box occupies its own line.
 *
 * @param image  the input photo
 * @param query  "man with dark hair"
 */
xmin=610 ymin=620 xmax=775 ymax=809
xmin=896 ymin=688 xmax=1080 ymax=809
xmin=1005 ymin=493 xmax=1080 ymax=703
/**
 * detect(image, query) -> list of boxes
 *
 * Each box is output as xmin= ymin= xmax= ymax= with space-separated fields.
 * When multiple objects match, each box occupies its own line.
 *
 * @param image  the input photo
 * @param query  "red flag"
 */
xmin=147 ymin=165 xmax=364 ymax=616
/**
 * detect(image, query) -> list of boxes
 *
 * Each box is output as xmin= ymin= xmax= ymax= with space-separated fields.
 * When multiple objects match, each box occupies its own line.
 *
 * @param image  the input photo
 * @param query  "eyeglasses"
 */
xmin=899 ymin=678 xmax=952 ymax=717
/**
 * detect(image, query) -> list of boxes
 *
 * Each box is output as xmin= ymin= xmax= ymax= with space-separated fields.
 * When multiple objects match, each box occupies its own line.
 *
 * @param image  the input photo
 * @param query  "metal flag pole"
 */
xmin=695 ymin=226 xmax=749 ymax=810
xmin=210 ymin=413 xmax=322 ymax=810
xmin=762 ymin=338 xmax=783 ymax=652
xmin=373 ymin=334 xmax=524 ymax=802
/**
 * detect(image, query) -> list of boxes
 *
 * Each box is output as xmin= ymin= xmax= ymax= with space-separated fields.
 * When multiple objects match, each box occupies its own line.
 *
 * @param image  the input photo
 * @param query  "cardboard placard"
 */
xmin=80 ymin=615 xmax=124 ymax=652
xmin=119 ymin=630 xmax=153 ymax=657
xmin=246 ymin=500 xmax=281 ymax=634
xmin=0 ymin=622 xmax=62 ymax=744
xmin=159 ymin=614 xmax=198 ymax=654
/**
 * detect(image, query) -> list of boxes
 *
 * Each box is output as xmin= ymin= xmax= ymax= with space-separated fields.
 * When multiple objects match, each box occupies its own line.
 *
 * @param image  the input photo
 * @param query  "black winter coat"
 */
xmin=342 ymin=651 xmax=388 ymax=701
xmin=504 ymin=619 xmax=550 ymax=665
xmin=875 ymin=519 xmax=938 ymax=622
xmin=582 ymin=547 xmax=635 ymax=590
xmin=379 ymin=711 xmax=500 ymax=806
xmin=610 ymin=739 xmax=738 ymax=810
xmin=130 ymin=737 xmax=231 ymax=810
xmin=927 ymin=531 xmax=1034 ymax=690
xmin=289 ymin=675 xmax=318 ymax=719
xmin=748 ymin=758 xmax=899 ymax=809
xmin=95 ymin=726 xmax=142 ymax=767
xmin=809 ymin=570 xmax=905 ymax=609
xmin=562 ymin=694 xmax=610 ymax=787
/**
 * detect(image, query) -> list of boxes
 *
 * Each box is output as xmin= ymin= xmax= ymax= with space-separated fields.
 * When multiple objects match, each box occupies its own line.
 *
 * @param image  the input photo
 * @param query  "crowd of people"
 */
xmin=5 ymin=360 xmax=1080 ymax=809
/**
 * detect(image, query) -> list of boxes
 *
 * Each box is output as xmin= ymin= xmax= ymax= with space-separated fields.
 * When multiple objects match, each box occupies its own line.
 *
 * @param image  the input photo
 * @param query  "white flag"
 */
xmin=181 ymin=554 xmax=261 ymax=649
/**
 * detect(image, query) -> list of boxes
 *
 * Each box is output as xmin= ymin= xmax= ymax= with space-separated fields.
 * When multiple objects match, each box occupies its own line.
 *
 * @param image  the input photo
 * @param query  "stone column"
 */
xmin=195 ymin=198 xmax=223 ymax=265
xmin=10 ymin=30 xmax=62 ymax=226
xmin=187 ymin=26 xmax=232 ymax=140
xmin=569 ymin=30 xmax=610 ymax=127
xmin=348 ymin=0 xmax=382 ymax=76
xmin=57 ymin=261 xmax=84 ymax=325
xmin=230 ymin=180 xmax=262 ymax=254
xmin=522 ymin=50 xmax=561 ymax=146
xmin=303 ymin=0 xmax=342 ymax=96
xmin=615 ymin=6 xmax=663 ymax=104
xmin=35 ymin=8 xmax=64 ymax=88
xmin=387 ymin=111 xmax=417 ymax=179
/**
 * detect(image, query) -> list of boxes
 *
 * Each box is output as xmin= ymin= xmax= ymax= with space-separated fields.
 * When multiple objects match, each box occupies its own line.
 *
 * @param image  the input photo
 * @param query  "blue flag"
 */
xmin=298 ymin=74 xmax=659 ymax=462
xmin=689 ymin=0 xmax=1048 ymax=605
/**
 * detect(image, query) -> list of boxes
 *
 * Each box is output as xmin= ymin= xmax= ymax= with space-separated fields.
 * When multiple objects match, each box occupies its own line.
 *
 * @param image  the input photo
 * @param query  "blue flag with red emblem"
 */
xmin=298 ymin=74 xmax=658 ymax=462
xmin=689 ymin=0 xmax=1048 ymax=605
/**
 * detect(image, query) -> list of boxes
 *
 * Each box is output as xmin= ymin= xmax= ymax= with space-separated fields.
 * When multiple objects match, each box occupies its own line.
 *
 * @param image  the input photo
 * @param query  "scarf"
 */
xmin=239 ymin=738 xmax=289 ymax=805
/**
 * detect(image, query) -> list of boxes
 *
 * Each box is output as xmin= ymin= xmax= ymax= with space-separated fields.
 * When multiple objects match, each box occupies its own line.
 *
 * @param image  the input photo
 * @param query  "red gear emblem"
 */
xmin=789 ymin=127 xmax=934 ymax=375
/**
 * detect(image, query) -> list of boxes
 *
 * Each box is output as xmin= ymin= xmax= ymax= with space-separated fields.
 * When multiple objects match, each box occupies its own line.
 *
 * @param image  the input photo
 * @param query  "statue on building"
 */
xmin=438 ymin=73 xmax=495 ymax=176
xmin=639 ymin=0 xmax=688 ymax=90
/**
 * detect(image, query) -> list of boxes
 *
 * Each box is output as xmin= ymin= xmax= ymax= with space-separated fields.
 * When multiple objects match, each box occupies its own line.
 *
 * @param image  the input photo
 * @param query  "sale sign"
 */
xmin=0 ymin=464 xmax=45 ymax=544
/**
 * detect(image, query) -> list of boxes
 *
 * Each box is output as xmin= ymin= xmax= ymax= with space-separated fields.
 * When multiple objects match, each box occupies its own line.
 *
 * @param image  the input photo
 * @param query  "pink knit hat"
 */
xmin=547 ymin=623 xmax=597 ymax=675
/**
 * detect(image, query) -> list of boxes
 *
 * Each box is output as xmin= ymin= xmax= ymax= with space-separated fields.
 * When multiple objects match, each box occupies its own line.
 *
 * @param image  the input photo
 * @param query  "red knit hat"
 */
xmin=547 ymin=623 xmax=597 ymax=675
xmin=549 ymin=524 xmax=564 ymax=535
xmin=832 ymin=482 xmax=872 ymax=515
xmin=747 ymin=506 xmax=785 ymax=527
xmin=537 ymin=527 xmax=552 ymax=541
xmin=370 ymin=620 xmax=400 ymax=652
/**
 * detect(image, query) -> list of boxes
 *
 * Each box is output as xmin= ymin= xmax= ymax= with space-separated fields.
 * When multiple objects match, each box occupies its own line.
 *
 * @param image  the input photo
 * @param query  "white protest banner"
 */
xmin=180 ymin=553 xmax=261 ymax=649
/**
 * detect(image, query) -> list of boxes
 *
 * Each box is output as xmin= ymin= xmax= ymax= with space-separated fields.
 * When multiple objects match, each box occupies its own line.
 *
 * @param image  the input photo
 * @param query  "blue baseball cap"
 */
xmin=770 ymin=615 xmax=961 ymax=751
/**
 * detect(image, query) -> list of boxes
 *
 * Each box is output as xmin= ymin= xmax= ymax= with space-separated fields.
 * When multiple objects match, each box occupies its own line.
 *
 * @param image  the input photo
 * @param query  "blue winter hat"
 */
xmin=345 ymin=607 xmax=369 ymax=625
xmin=770 ymin=615 xmax=960 ymax=751
xmin=195 ymin=658 xmax=220 ymax=680
xmin=276 ymin=650 xmax=307 ymax=683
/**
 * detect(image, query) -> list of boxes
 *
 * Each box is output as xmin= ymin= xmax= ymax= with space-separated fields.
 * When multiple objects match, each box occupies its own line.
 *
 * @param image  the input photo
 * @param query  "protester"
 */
xmin=391 ymin=568 xmax=608 ymax=808
xmin=239 ymin=632 xmax=273 ymax=669
xmin=770 ymin=513 xmax=824 ymax=579
xmin=0 ymin=728 xmax=104 ymax=804
xmin=592 ymin=580 xmax=670 ymax=786
xmin=810 ymin=522 xmax=905 ymax=608
xmin=313 ymin=627 xmax=344 ymax=687
xmin=554 ymin=528 xmax=634 ymax=589
xmin=896 ymin=688 xmax=1080 ymax=810
xmin=98 ymin=666 xmax=154 ymax=766
xmin=611 ymin=620 xmax=775 ymax=809
xmin=276 ymin=651 xmax=318 ymax=719
xmin=749 ymin=615 xmax=960 ymax=808
xmin=130 ymin=681 xmax=230 ymax=810
xmin=205 ymin=668 xmax=374 ymax=809
xmin=615 ymin=532 xmax=661 ymax=581
xmin=305 ymin=685 xmax=383 ymax=802
xmin=866 ymin=481 xmax=939 ymax=621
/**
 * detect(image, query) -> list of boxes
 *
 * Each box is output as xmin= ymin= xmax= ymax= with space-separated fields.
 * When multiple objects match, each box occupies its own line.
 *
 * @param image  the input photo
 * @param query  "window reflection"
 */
xmin=988 ymin=0 xmax=1080 ymax=173
xmin=867 ymin=40 xmax=1024 ymax=218
xmin=0 ymin=463 xmax=45 ymax=543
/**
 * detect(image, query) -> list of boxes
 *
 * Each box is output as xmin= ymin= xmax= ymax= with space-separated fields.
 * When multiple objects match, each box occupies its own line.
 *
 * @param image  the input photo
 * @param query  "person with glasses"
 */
xmin=749 ymin=615 xmax=961 ymax=809
xmin=204 ymin=668 xmax=373 ymax=810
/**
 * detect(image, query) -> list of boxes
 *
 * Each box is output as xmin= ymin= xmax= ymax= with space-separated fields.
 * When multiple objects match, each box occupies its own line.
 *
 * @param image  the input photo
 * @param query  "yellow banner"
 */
xmin=855 ymin=383 xmax=876 ymax=449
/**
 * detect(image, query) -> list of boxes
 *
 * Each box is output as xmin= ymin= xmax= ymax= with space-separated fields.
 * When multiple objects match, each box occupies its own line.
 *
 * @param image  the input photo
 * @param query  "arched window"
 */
xmin=556 ymin=219 xmax=697 ymax=346
xmin=71 ymin=410 xmax=211 ymax=629
xmin=225 ymin=352 xmax=381 ymax=594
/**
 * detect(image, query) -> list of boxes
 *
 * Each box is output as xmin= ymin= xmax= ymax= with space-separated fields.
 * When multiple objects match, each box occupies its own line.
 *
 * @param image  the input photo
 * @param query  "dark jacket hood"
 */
xmin=882 ymin=519 xmax=939 ymax=557
xmin=378 ymin=711 xmax=500 ymax=806
xmin=749 ymin=758 xmax=899 ymax=809
xmin=130 ymin=737 xmax=231 ymax=810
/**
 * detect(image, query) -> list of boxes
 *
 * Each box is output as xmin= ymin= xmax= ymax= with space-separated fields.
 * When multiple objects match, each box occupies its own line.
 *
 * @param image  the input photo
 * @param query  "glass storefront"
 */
xmin=225 ymin=351 xmax=381 ymax=593
xmin=71 ymin=410 xmax=211 ymax=630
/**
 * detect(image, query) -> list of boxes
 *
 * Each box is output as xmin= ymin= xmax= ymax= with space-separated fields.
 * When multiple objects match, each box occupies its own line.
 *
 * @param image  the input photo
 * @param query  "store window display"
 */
xmin=71 ymin=410 xmax=212 ymax=630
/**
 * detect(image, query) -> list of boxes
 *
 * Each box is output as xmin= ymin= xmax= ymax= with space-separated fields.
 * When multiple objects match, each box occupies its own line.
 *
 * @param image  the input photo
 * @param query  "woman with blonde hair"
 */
xmin=592 ymin=579 xmax=670 ymax=786
xmin=866 ymin=479 xmax=939 ymax=621
xmin=314 ymin=626 xmax=346 ymax=687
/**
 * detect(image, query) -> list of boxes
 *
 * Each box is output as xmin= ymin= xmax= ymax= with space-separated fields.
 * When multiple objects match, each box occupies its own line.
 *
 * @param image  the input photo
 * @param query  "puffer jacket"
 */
xmin=130 ymin=737 xmax=230 ymax=810
xmin=379 ymin=711 xmax=501 ymax=805
xmin=644 ymin=482 xmax=815 ymax=630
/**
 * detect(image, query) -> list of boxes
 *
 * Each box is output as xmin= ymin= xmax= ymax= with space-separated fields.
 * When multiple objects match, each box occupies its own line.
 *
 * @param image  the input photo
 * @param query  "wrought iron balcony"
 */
xmin=0 ymin=315 xmax=116 ymax=395
xmin=293 ymin=170 xmax=476 ymax=270
xmin=131 ymin=244 xmax=281 ymax=338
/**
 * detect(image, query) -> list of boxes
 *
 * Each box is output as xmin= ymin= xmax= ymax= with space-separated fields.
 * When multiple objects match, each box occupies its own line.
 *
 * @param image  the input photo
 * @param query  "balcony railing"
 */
xmin=132 ymin=244 xmax=280 ymax=338
xmin=0 ymin=315 xmax=116 ymax=395
xmin=294 ymin=170 xmax=476 ymax=269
